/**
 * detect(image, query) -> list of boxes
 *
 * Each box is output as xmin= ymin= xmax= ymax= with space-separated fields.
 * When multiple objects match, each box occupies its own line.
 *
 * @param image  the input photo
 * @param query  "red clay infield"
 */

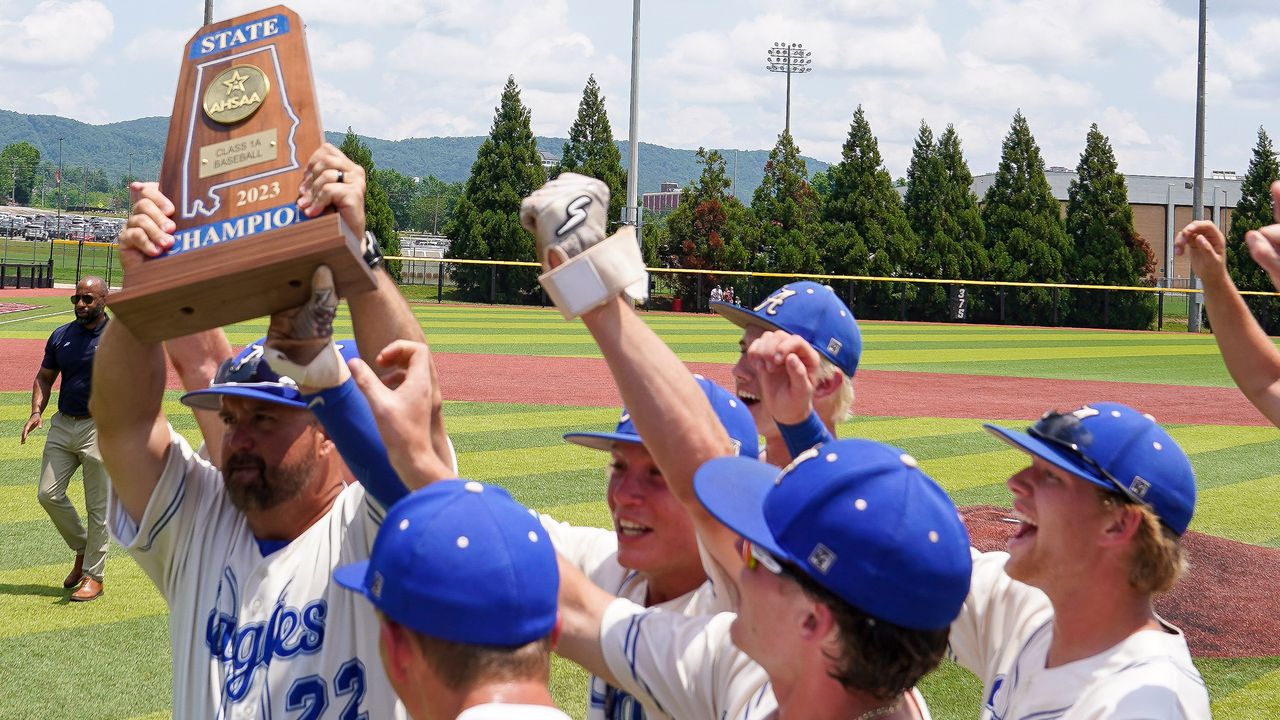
xmin=0 ymin=345 xmax=1267 ymax=426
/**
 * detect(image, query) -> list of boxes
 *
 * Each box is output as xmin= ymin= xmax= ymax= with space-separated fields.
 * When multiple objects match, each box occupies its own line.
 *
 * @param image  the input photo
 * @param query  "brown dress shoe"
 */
xmin=69 ymin=576 xmax=103 ymax=602
xmin=62 ymin=554 xmax=85 ymax=589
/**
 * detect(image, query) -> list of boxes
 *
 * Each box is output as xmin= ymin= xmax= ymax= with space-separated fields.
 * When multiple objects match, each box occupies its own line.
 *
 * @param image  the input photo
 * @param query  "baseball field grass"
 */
xmin=0 ymin=295 xmax=1277 ymax=719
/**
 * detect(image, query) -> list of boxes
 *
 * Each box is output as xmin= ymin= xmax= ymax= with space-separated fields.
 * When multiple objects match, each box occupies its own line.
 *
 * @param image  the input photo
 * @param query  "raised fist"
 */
xmin=520 ymin=172 xmax=611 ymax=271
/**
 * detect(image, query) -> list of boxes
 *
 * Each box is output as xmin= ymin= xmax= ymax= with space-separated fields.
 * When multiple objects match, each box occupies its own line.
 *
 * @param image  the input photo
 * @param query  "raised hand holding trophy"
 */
xmin=109 ymin=5 xmax=375 ymax=343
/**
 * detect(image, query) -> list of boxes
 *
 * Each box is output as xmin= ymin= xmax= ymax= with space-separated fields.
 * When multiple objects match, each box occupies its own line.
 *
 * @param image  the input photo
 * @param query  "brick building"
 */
xmin=642 ymin=182 xmax=683 ymax=214
xmin=970 ymin=168 xmax=1241 ymax=285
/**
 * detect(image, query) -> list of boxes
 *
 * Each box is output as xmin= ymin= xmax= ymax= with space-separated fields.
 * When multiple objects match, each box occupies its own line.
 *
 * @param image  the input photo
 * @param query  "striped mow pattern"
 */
xmin=0 ymin=297 xmax=1276 ymax=718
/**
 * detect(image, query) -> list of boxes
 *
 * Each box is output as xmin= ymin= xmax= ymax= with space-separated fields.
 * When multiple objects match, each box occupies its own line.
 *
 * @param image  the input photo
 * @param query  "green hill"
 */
xmin=0 ymin=109 xmax=827 ymax=203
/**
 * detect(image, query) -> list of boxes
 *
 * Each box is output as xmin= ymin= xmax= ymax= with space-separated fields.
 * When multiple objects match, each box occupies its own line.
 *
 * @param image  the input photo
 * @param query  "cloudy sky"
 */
xmin=0 ymin=0 xmax=1275 ymax=180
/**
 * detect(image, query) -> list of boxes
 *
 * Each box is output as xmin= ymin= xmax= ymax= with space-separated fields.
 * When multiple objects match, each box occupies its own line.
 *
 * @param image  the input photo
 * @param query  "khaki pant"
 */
xmin=36 ymin=412 xmax=110 ymax=581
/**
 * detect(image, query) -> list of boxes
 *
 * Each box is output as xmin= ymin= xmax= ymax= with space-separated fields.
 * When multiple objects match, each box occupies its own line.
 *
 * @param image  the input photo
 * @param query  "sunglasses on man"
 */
xmin=69 ymin=294 xmax=100 ymax=305
xmin=1026 ymin=410 xmax=1142 ymax=506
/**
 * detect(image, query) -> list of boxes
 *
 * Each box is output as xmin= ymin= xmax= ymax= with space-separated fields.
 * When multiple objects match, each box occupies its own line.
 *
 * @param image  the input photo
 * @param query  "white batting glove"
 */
xmin=520 ymin=173 xmax=648 ymax=319
xmin=264 ymin=265 xmax=348 ymax=390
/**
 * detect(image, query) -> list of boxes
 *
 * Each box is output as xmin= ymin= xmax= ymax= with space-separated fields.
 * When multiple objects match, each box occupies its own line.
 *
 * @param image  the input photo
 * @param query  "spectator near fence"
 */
xmin=20 ymin=275 xmax=111 ymax=601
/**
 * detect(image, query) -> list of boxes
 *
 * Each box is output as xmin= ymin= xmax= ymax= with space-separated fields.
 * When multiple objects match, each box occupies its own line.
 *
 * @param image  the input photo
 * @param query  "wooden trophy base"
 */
xmin=109 ymin=213 xmax=377 ymax=344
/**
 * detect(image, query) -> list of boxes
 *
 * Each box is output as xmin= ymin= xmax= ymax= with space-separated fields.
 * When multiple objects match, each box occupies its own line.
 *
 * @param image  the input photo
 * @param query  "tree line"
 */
xmin=438 ymin=77 xmax=1280 ymax=330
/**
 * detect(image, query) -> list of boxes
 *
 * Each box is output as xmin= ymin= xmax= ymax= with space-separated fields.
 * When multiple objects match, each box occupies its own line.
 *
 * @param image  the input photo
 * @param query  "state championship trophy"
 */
xmin=109 ymin=5 xmax=375 ymax=343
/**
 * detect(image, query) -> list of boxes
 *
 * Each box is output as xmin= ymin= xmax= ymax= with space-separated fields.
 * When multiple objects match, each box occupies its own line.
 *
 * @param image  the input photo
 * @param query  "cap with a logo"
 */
xmin=334 ymin=480 xmax=558 ymax=646
xmin=984 ymin=402 xmax=1196 ymax=535
xmin=712 ymin=281 xmax=861 ymax=377
xmin=564 ymin=375 xmax=759 ymax=458
xmin=694 ymin=438 xmax=972 ymax=630
xmin=180 ymin=337 xmax=358 ymax=411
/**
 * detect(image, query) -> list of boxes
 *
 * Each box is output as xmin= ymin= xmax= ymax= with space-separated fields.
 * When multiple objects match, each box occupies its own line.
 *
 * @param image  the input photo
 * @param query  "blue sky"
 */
xmin=0 ymin=0 xmax=1276 ymax=181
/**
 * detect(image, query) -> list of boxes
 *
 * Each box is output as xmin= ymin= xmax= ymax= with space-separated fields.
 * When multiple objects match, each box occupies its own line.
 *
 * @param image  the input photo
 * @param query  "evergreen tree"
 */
xmin=340 ymin=128 xmax=401 ymax=281
xmin=1226 ymin=127 xmax=1280 ymax=333
xmin=445 ymin=76 xmax=547 ymax=302
xmin=936 ymin=125 xmax=987 ymax=278
xmin=1065 ymin=124 xmax=1155 ymax=329
xmin=903 ymin=121 xmax=952 ymax=319
xmin=935 ymin=124 xmax=990 ymax=320
xmin=559 ymin=75 xmax=627 ymax=228
xmin=664 ymin=148 xmax=751 ymax=306
xmin=750 ymin=131 xmax=819 ymax=277
xmin=0 ymin=142 xmax=40 ymax=205
xmin=981 ymin=111 xmax=1072 ymax=324
xmin=822 ymin=106 xmax=918 ymax=319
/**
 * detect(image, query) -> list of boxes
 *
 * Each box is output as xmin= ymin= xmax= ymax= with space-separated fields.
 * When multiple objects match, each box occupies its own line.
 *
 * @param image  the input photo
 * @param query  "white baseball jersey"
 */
xmin=108 ymin=427 xmax=404 ymax=720
xmin=456 ymin=703 xmax=573 ymax=720
xmin=541 ymin=517 xmax=728 ymax=720
xmin=598 ymin=598 xmax=932 ymax=720
xmin=949 ymin=550 xmax=1210 ymax=720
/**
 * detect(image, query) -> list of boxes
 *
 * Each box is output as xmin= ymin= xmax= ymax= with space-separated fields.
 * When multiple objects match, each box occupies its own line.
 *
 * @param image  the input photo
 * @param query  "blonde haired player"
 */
xmin=749 ymin=337 xmax=1210 ymax=718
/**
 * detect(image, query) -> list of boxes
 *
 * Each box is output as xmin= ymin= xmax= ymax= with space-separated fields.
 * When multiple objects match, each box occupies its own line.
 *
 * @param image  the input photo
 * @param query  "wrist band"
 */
xmin=778 ymin=409 xmax=834 ymax=458
xmin=539 ymin=229 xmax=648 ymax=320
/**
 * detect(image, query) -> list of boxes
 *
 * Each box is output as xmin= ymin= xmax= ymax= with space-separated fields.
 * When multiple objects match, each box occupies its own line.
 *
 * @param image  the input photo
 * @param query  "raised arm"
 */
xmin=1176 ymin=216 xmax=1280 ymax=426
xmin=90 ymin=317 xmax=172 ymax=523
xmin=519 ymin=175 xmax=744 ymax=587
xmin=165 ymin=330 xmax=232 ymax=464
xmin=297 ymin=144 xmax=450 ymax=466
xmin=91 ymin=183 xmax=180 ymax=522
xmin=553 ymin=553 xmax=621 ymax=685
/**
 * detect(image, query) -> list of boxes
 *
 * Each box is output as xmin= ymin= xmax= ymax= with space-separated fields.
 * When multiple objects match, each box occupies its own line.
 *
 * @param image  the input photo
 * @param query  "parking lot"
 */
xmin=0 ymin=208 xmax=123 ymax=243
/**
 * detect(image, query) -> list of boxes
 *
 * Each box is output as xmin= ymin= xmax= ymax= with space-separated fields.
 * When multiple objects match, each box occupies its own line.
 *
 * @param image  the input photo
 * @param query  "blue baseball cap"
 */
xmin=694 ymin=439 xmax=972 ymax=631
xmin=564 ymin=376 xmax=760 ymax=458
xmin=712 ymin=281 xmax=862 ymax=377
xmin=984 ymin=402 xmax=1196 ymax=535
xmin=334 ymin=480 xmax=559 ymax=646
xmin=180 ymin=337 xmax=358 ymax=411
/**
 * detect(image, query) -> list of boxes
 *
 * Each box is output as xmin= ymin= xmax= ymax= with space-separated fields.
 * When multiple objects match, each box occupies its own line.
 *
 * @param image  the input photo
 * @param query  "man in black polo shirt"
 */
xmin=21 ymin=275 xmax=112 ymax=601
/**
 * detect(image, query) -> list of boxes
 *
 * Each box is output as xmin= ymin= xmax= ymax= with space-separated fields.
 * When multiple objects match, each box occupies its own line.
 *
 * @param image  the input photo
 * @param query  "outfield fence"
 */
xmin=7 ymin=235 xmax=1280 ymax=331
xmin=395 ymin=256 xmax=1280 ymax=332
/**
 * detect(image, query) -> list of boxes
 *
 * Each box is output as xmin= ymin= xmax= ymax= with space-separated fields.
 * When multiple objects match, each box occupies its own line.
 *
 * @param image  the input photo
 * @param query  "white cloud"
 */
xmin=1097 ymin=107 xmax=1153 ymax=147
xmin=315 ymin=78 xmax=386 ymax=133
xmin=1151 ymin=54 xmax=1234 ymax=104
xmin=306 ymin=29 xmax=376 ymax=73
xmin=219 ymin=0 xmax=424 ymax=28
xmin=810 ymin=0 xmax=934 ymax=22
xmin=940 ymin=53 xmax=1099 ymax=112
xmin=36 ymin=72 xmax=105 ymax=121
xmin=0 ymin=0 xmax=113 ymax=67
xmin=651 ymin=105 xmax=736 ymax=150
xmin=964 ymin=0 xmax=1190 ymax=68
xmin=123 ymin=27 xmax=187 ymax=65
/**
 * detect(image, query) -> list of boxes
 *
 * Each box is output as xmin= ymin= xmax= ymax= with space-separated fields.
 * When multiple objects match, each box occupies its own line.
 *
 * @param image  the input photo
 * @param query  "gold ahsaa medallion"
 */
xmin=202 ymin=64 xmax=270 ymax=125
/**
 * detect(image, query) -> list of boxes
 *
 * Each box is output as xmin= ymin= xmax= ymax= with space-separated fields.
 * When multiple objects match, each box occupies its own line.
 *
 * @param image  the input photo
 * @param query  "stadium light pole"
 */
xmin=766 ymin=42 xmax=812 ymax=135
xmin=204 ymin=0 xmax=213 ymax=25
xmin=48 ymin=137 xmax=62 ymax=277
xmin=1187 ymin=0 xmax=1207 ymax=333
xmin=622 ymin=0 xmax=642 ymax=242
